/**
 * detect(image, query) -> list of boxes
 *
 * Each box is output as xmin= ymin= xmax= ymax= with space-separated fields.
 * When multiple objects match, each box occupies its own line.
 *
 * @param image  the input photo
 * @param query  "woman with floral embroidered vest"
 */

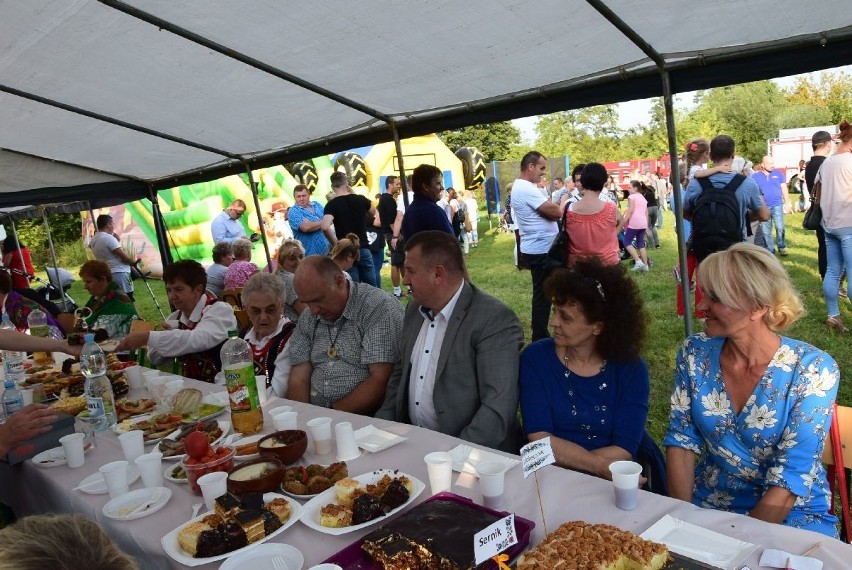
xmin=79 ymin=260 xmax=138 ymax=338
xmin=118 ymin=260 xmax=236 ymax=382
xmin=665 ymin=243 xmax=840 ymax=537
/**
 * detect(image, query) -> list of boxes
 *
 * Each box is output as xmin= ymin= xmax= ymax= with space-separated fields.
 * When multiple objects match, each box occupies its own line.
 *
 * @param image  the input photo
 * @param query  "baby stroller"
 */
xmin=36 ymin=266 xmax=78 ymax=313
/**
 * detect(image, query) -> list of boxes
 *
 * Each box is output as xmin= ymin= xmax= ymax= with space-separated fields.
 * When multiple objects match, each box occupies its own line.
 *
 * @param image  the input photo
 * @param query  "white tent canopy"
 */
xmin=2 ymin=0 xmax=852 ymax=207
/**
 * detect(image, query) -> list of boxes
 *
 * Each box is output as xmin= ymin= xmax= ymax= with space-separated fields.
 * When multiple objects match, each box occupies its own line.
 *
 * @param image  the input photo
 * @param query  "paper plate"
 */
xmin=218 ymin=543 xmax=304 ymax=570
xmin=103 ymin=486 xmax=172 ymax=521
xmin=164 ymin=463 xmax=188 ymax=484
xmin=353 ymin=425 xmax=407 ymax=453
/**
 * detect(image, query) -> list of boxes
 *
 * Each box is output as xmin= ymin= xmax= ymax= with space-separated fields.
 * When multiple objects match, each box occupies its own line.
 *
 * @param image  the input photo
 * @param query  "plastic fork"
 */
xmin=271 ymin=556 xmax=288 ymax=569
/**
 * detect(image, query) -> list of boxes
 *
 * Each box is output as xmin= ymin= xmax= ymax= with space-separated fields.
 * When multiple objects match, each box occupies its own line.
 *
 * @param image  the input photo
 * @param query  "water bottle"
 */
xmin=27 ymin=308 xmax=52 ymax=366
xmin=1 ymin=315 xmax=25 ymax=385
xmin=221 ymin=330 xmax=263 ymax=435
xmin=2 ymin=380 xmax=23 ymax=417
xmin=81 ymin=333 xmax=116 ymax=431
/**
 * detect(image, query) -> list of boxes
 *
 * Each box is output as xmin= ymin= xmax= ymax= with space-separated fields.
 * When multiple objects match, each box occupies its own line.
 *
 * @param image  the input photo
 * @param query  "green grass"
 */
xmin=54 ymin=211 xmax=851 ymax=444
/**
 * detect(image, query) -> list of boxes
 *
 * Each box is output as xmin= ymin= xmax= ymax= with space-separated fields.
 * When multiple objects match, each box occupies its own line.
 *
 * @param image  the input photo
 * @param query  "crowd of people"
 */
xmin=0 ymin=120 xmax=848 ymax=542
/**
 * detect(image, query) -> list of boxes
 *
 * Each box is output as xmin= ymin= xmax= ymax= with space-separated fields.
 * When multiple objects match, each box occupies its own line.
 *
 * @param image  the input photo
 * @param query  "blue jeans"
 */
xmin=347 ymin=246 xmax=377 ymax=286
xmin=822 ymin=230 xmax=852 ymax=317
xmin=370 ymin=248 xmax=384 ymax=288
xmin=758 ymin=205 xmax=786 ymax=252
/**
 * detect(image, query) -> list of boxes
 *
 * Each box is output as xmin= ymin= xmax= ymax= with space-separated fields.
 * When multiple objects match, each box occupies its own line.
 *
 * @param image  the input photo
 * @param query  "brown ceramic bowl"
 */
xmin=226 ymin=457 xmax=284 ymax=495
xmin=257 ymin=430 xmax=308 ymax=465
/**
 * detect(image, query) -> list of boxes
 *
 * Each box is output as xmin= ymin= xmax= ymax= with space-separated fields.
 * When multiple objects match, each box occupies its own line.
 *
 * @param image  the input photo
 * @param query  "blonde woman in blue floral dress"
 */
xmin=664 ymin=243 xmax=840 ymax=537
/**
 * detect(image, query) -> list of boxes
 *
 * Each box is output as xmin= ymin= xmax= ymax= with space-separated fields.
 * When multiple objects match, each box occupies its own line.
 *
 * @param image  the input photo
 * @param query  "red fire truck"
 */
xmin=600 ymin=154 xmax=673 ymax=190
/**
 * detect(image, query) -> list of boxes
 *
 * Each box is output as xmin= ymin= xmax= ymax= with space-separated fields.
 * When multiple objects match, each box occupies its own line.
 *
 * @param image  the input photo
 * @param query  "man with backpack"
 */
xmin=684 ymin=135 xmax=768 ymax=263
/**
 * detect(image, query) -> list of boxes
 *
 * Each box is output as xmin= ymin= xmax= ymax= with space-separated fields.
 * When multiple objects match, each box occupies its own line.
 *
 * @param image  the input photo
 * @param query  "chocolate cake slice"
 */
xmin=351 ymin=493 xmax=385 ymax=525
xmin=361 ymin=500 xmax=500 ymax=570
xmin=380 ymin=478 xmax=409 ymax=509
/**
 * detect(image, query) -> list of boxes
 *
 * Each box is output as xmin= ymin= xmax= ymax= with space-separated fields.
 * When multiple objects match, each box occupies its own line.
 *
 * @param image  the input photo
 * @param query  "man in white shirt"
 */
xmin=90 ymin=214 xmax=138 ymax=301
xmin=376 ymin=231 xmax=523 ymax=452
xmin=510 ymin=151 xmax=563 ymax=341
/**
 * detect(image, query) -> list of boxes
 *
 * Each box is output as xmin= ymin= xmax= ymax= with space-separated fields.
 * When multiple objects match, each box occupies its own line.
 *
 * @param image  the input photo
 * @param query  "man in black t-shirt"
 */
xmin=805 ymin=130 xmax=833 ymax=280
xmin=321 ymin=172 xmax=378 ymax=286
xmin=377 ymin=176 xmax=406 ymax=297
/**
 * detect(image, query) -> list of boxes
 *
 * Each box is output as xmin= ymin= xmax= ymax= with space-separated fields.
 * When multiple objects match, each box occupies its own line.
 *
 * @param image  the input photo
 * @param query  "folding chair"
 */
xmin=823 ymin=403 xmax=852 ymax=543
xmin=233 ymin=309 xmax=250 ymax=336
xmin=221 ymin=289 xmax=243 ymax=309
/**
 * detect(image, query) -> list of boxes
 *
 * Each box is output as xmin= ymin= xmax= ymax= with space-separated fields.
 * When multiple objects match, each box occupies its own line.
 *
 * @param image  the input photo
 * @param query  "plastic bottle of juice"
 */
xmin=27 ymin=308 xmax=52 ymax=366
xmin=220 ymin=330 xmax=263 ymax=434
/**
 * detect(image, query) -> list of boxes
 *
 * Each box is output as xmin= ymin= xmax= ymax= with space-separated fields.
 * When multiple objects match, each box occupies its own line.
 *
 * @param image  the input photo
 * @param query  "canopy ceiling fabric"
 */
xmin=2 ymin=0 xmax=852 ymax=204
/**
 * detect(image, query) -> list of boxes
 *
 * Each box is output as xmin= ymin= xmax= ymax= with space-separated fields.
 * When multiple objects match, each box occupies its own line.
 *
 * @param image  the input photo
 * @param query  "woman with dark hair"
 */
xmin=563 ymin=163 xmax=622 ymax=266
xmin=118 ymin=260 xmax=236 ymax=382
xmin=2 ymin=235 xmax=35 ymax=289
xmin=816 ymin=119 xmax=852 ymax=332
xmin=519 ymin=258 xmax=649 ymax=479
xmin=206 ymin=242 xmax=234 ymax=298
xmin=79 ymin=260 xmax=139 ymax=338
xmin=0 ymin=270 xmax=63 ymax=338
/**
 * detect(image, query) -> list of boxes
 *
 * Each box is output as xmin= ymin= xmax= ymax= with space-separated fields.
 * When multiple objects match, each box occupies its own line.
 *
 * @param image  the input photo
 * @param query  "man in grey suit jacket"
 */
xmin=376 ymin=231 xmax=524 ymax=452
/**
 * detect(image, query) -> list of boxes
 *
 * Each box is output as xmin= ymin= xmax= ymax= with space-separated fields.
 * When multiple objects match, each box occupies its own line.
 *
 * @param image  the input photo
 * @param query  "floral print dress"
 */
xmin=664 ymin=334 xmax=839 ymax=537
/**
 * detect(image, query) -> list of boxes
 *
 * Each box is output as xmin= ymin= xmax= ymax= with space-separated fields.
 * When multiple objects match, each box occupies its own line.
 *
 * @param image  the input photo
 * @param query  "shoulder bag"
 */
xmin=802 ymin=179 xmax=822 ymax=231
xmin=544 ymin=206 xmax=570 ymax=269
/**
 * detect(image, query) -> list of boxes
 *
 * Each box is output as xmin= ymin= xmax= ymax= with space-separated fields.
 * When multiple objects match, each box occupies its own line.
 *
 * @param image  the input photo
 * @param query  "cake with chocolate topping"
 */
xmin=361 ymin=499 xmax=500 ymax=570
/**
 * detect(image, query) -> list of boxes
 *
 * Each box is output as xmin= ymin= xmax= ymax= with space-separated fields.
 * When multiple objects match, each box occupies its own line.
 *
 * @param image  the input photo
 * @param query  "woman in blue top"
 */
xmin=519 ymin=258 xmax=649 ymax=479
xmin=288 ymin=184 xmax=329 ymax=256
xmin=665 ymin=243 xmax=839 ymax=537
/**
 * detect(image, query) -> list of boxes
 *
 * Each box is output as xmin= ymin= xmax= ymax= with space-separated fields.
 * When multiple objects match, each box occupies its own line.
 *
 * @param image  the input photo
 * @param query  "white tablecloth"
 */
xmin=3 ymin=376 xmax=851 ymax=569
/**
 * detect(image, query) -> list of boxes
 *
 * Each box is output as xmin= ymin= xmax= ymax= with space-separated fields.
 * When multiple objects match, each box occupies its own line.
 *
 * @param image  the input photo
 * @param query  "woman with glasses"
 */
xmin=519 ymin=258 xmax=650 ymax=480
xmin=274 ymin=238 xmax=306 ymax=322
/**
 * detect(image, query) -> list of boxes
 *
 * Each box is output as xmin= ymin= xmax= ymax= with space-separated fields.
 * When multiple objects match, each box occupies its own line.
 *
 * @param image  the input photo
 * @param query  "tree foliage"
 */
xmin=437 ymin=121 xmax=522 ymax=162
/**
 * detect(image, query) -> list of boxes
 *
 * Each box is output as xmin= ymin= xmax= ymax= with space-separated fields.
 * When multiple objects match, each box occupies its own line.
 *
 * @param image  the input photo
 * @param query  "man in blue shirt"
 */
xmin=400 ymin=164 xmax=454 ymax=240
xmin=210 ymin=199 xmax=248 ymax=244
xmin=752 ymin=156 xmax=791 ymax=256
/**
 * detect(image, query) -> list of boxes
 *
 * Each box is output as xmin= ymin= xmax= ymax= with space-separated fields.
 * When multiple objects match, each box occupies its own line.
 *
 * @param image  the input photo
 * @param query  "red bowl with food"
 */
xmin=181 ymin=446 xmax=236 ymax=494
xmin=258 ymin=430 xmax=308 ymax=465
xmin=227 ymin=457 xmax=285 ymax=495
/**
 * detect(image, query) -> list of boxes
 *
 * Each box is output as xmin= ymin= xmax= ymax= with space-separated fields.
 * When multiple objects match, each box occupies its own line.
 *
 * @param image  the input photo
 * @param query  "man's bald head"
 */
xmin=294 ymin=255 xmax=349 ymax=321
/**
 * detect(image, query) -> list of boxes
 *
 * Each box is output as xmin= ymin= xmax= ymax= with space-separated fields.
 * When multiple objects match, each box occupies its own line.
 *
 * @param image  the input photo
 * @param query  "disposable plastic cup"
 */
xmin=59 ymin=432 xmax=86 ymax=469
xmin=100 ymin=460 xmax=130 ymax=499
xmin=30 ymin=383 xmax=46 ymax=403
xmin=475 ymin=461 xmax=506 ymax=509
xmin=145 ymin=372 xmax=167 ymax=400
xmin=124 ymin=365 xmax=145 ymax=390
xmin=609 ymin=460 xmax=642 ymax=510
xmin=274 ymin=411 xmax=298 ymax=431
xmin=306 ymin=417 xmax=333 ymax=455
xmin=134 ymin=451 xmax=164 ymax=488
xmin=334 ymin=421 xmax=361 ymax=461
xmin=255 ymin=375 xmax=269 ymax=405
xmin=308 ymin=565 xmax=344 ymax=570
xmin=198 ymin=471 xmax=229 ymax=511
xmin=20 ymin=388 xmax=34 ymax=406
xmin=424 ymin=451 xmax=453 ymax=494
xmin=268 ymin=405 xmax=292 ymax=419
xmin=76 ymin=416 xmax=97 ymax=449
xmin=118 ymin=430 xmax=145 ymax=462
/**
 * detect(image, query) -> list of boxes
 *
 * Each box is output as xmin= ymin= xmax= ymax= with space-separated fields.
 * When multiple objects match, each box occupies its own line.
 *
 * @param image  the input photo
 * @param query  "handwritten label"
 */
xmin=474 ymin=514 xmax=517 ymax=565
xmin=520 ymin=437 xmax=556 ymax=478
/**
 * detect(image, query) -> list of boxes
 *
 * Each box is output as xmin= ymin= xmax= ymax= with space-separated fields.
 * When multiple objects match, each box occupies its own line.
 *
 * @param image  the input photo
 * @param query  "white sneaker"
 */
xmin=631 ymin=262 xmax=647 ymax=272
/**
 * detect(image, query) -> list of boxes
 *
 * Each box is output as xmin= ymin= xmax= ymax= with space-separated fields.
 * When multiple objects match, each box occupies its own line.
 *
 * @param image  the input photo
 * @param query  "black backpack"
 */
xmin=690 ymin=174 xmax=746 ymax=262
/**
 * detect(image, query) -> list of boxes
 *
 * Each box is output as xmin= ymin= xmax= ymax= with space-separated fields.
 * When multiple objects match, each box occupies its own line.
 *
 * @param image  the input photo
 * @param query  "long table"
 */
xmin=4 ymin=376 xmax=852 ymax=569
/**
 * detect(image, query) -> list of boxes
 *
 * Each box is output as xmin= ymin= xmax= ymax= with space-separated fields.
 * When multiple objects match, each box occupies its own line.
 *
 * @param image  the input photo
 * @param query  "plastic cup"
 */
xmin=274 ymin=411 xmax=298 ymax=431
xmin=334 ymin=421 xmax=361 ymax=461
xmin=99 ymin=460 xmax=130 ymax=499
xmin=424 ymin=451 xmax=453 ymax=494
xmin=76 ymin=416 xmax=97 ymax=449
xmin=609 ymin=460 xmax=642 ymax=510
xmin=20 ymin=388 xmax=34 ymax=406
xmin=198 ymin=471 xmax=229 ymax=511
xmin=118 ymin=430 xmax=145 ymax=462
xmin=255 ymin=375 xmax=269 ymax=405
xmin=145 ymin=372 xmax=167 ymax=400
xmin=30 ymin=383 xmax=46 ymax=403
xmin=306 ymin=417 xmax=333 ymax=455
xmin=268 ymin=405 xmax=292 ymax=419
xmin=134 ymin=451 xmax=164 ymax=488
xmin=476 ymin=461 xmax=506 ymax=509
xmin=308 ymin=565 xmax=343 ymax=570
xmin=59 ymin=433 xmax=86 ymax=469
xmin=124 ymin=365 xmax=145 ymax=391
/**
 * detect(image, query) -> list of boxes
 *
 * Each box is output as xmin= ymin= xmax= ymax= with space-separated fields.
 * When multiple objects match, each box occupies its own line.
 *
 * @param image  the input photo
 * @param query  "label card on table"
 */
xmin=474 ymin=514 xmax=517 ymax=565
xmin=520 ymin=437 xmax=556 ymax=478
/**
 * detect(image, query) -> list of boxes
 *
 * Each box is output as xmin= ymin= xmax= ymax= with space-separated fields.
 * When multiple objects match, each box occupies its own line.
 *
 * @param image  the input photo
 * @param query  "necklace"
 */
xmin=562 ymin=354 xmax=608 ymax=423
xmin=325 ymin=319 xmax=346 ymax=358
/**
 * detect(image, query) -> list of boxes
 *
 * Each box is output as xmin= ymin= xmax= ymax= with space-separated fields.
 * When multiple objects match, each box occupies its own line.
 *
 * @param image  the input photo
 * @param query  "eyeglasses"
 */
xmin=230 ymin=209 xmax=245 ymax=217
xmin=288 ymin=254 xmax=305 ymax=260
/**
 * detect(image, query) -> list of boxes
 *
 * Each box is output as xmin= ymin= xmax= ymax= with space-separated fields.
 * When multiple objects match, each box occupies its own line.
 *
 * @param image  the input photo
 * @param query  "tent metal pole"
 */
xmin=390 ymin=124 xmax=410 ymax=209
xmin=243 ymin=164 xmax=273 ymax=271
xmin=40 ymin=208 xmax=61 ymax=290
xmin=660 ymin=71 xmax=692 ymax=336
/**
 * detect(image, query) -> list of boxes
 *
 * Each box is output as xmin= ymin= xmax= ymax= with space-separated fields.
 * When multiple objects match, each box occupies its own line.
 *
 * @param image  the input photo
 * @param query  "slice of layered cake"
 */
xmin=516 ymin=521 xmax=669 ymax=570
